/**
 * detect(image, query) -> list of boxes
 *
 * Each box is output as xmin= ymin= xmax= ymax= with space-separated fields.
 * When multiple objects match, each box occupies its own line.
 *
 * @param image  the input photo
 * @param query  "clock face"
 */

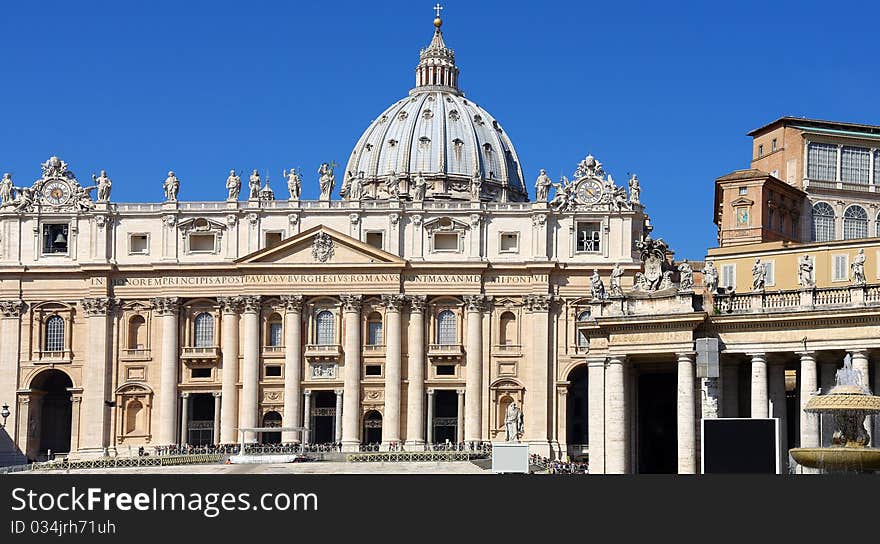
xmin=576 ymin=179 xmax=602 ymax=204
xmin=42 ymin=180 xmax=71 ymax=206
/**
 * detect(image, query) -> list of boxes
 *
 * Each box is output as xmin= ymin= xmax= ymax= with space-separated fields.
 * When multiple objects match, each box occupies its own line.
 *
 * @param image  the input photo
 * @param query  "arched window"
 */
xmin=437 ymin=310 xmax=456 ymax=345
xmin=366 ymin=312 xmax=383 ymax=345
xmin=316 ymin=311 xmax=335 ymax=345
xmin=128 ymin=315 xmax=146 ymax=349
xmin=576 ymin=311 xmax=591 ymax=349
xmin=194 ymin=312 xmax=214 ymax=347
xmin=45 ymin=315 xmax=64 ymax=351
xmin=811 ymin=202 xmax=836 ymax=242
xmin=267 ymin=314 xmax=283 ymax=347
xmin=843 ymin=205 xmax=868 ymax=240
xmin=125 ymin=400 xmax=143 ymax=434
xmin=499 ymin=312 xmax=516 ymax=345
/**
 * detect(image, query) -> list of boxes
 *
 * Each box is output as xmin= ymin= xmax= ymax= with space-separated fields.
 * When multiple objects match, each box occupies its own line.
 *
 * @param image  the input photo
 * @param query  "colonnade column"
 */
xmin=798 ymin=351 xmax=819 ymax=448
xmin=218 ymin=297 xmax=241 ymax=444
xmin=334 ymin=389 xmax=343 ymax=443
xmin=768 ymin=360 xmax=788 ymax=471
xmin=212 ymin=392 xmax=221 ymax=445
xmin=405 ymin=296 xmax=427 ymax=448
xmin=381 ymin=294 xmax=405 ymax=446
xmin=280 ymin=295 xmax=303 ymax=444
xmin=524 ymin=294 xmax=550 ymax=455
xmin=749 ymin=353 xmax=768 ymax=418
xmin=850 ymin=349 xmax=871 ymax=444
xmin=456 ymin=389 xmax=465 ymax=444
xmin=0 ymin=300 xmax=24 ymax=464
xmin=340 ymin=295 xmax=363 ymax=451
xmin=79 ymin=297 xmax=113 ymax=455
xmin=426 ymin=389 xmax=435 ymax=444
xmin=240 ymin=296 xmax=261 ymax=443
xmin=586 ymin=357 xmax=606 ymax=474
xmin=179 ymin=392 xmax=190 ymax=445
xmin=153 ymin=297 xmax=180 ymax=446
xmin=302 ymin=390 xmax=312 ymax=446
xmin=463 ymin=295 xmax=486 ymax=445
xmin=676 ymin=352 xmax=696 ymax=474
xmin=604 ymin=355 xmax=628 ymax=474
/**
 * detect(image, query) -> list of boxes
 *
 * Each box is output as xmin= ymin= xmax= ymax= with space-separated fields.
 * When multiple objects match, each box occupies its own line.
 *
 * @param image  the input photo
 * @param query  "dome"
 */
xmin=343 ymin=15 xmax=527 ymax=202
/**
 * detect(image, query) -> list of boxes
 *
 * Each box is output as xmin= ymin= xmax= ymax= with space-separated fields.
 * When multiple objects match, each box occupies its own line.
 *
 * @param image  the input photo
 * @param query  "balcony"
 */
xmin=363 ymin=344 xmax=386 ymax=356
xmin=427 ymin=343 xmax=464 ymax=361
xmin=121 ymin=348 xmax=152 ymax=361
xmin=803 ymin=177 xmax=878 ymax=194
xmin=493 ymin=344 xmax=522 ymax=357
xmin=180 ymin=346 xmax=220 ymax=363
xmin=262 ymin=345 xmax=285 ymax=356
xmin=36 ymin=349 xmax=72 ymax=363
xmin=304 ymin=343 xmax=342 ymax=361
xmin=713 ymin=284 xmax=880 ymax=315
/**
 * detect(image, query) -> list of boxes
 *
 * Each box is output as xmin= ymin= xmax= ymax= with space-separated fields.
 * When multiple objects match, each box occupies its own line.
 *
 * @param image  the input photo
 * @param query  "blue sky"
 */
xmin=2 ymin=0 xmax=879 ymax=259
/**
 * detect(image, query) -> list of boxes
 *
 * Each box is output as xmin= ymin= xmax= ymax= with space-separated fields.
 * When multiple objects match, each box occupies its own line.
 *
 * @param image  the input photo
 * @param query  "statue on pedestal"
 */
xmin=348 ymin=172 xmax=363 ymax=201
xmin=628 ymin=174 xmax=641 ymax=205
xmin=412 ymin=172 xmax=427 ymax=202
xmin=549 ymin=177 xmax=574 ymax=212
xmin=385 ymin=172 xmax=400 ymax=198
xmin=225 ymin=170 xmax=241 ymax=201
xmin=163 ymin=171 xmax=179 ymax=202
xmin=318 ymin=162 xmax=335 ymax=200
xmin=504 ymin=401 xmax=524 ymax=442
xmin=0 ymin=173 xmax=16 ymax=206
xmin=248 ymin=170 xmax=261 ymax=200
xmin=797 ymin=254 xmax=815 ymax=288
xmin=283 ymin=168 xmax=301 ymax=200
xmin=590 ymin=268 xmax=606 ymax=301
xmin=752 ymin=258 xmax=766 ymax=291
xmin=678 ymin=260 xmax=694 ymax=290
xmin=851 ymin=249 xmax=867 ymax=286
xmin=535 ymin=169 xmax=552 ymax=202
xmin=609 ymin=263 xmax=624 ymax=296
xmin=470 ymin=170 xmax=482 ymax=201
xmin=92 ymin=170 xmax=112 ymax=202
xmin=703 ymin=260 xmax=718 ymax=294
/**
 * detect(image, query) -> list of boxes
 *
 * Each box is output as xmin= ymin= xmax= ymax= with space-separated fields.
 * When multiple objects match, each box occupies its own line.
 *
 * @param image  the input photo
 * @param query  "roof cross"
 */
xmin=434 ymin=3 xmax=444 ymax=18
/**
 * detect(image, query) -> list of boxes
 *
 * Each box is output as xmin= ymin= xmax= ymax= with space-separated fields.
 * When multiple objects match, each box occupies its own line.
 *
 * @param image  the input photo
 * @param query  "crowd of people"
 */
xmin=530 ymin=454 xmax=589 ymax=474
xmin=146 ymin=441 xmax=495 ymax=457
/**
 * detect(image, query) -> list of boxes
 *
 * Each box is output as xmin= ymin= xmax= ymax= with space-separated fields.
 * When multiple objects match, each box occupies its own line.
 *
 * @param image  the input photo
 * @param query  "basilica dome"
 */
xmin=343 ymin=16 xmax=527 ymax=202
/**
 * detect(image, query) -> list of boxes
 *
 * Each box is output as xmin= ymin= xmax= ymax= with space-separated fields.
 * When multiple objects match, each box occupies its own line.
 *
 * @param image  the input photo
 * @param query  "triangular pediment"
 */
xmin=235 ymin=225 xmax=406 ymax=266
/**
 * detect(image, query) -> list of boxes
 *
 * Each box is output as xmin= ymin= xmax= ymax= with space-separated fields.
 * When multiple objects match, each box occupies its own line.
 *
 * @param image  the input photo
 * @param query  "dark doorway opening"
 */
xmin=31 ymin=370 xmax=73 ymax=458
xmin=262 ymin=411 xmax=282 ymax=444
xmin=432 ymin=390 xmax=458 ymax=444
xmin=566 ymin=365 xmax=589 ymax=448
xmin=187 ymin=393 xmax=215 ymax=446
xmin=311 ymin=391 xmax=336 ymax=444
xmin=362 ymin=410 xmax=382 ymax=445
xmin=637 ymin=372 xmax=676 ymax=474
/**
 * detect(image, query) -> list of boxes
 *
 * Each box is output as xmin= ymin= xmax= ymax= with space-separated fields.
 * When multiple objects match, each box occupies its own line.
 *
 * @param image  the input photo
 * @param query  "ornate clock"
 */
xmin=575 ymin=178 xmax=602 ymax=205
xmin=42 ymin=179 xmax=72 ymax=206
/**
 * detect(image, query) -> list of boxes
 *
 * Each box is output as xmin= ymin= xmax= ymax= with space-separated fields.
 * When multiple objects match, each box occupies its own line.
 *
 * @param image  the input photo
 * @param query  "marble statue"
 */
xmin=678 ymin=260 xmax=694 ymax=291
xmin=752 ymin=257 xmax=766 ymax=291
xmin=634 ymin=272 xmax=649 ymax=291
xmin=0 ymin=173 xmax=15 ymax=206
xmin=91 ymin=170 xmax=112 ymax=202
xmin=703 ymin=260 xmax=718 ymax=294
xmin=851 ymin=248 xmax=867 ymax=286
xmin=628 ymin=174 xmax=641 ymax=204
xmin=590 ymin=268 xmax=606 ymax=300
xmin=612 ymin=186 xmax=628 ymax=211
xmin=13 ymin=187 xmax=34 ymax=212
xmin=349 ymin=172 xmax=363 ymax=200
xmin=412 ymin=172 xmax=427 ymax=202
xmin=609 ymin=263 xmax=624 ymax=296
xmin=318 ymin=162 xmax=335 ymax=200
xmin=504 ymin=401 xmax=524 ymax=442
xmin=659 ymin=270 xmax=674 ymax=290
xmin=163 ymin=171 xmax=179 ymax=202
xmin=340 ymin=170 xmax=353 ymax=198
xmin=225 ymin=170 xmax=241 ymax=201
xmin=797 ymin=254 xmax=815 ymax=288
xmin=283 ymin=168 xmax=301 ymax=200
xmin=470 ymin=170 xmax=482 ymax=200
xmin=73 ymin=184 xmax=95 ymax=212
xmin=385 ymin=172 xmax=400 ymax=198
xmin=248 ymin=170 xmax=261 ymax=200
xmin=535 ymin=169 xmax=552 ymax=202
xmin=549 ymin=177 xmax=574 ymax=211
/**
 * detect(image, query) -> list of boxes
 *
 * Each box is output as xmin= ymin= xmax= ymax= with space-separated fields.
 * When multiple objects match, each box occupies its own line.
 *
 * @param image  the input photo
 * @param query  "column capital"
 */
xmin=340 ymin=294 xmax=363 ymax=313
xmin=212 ymin=391 xmax=222 ymax=398
xmin=747 ymin=352 xmax=767 ymax=361
xmin=240 ymin=295 xmax=262 ymax=314
xmin=407 ymin=295 xmax=427 ymax=313
xmin=523 ymin=294 xmax=551 ymax=313
xmin=180 ymin=392 xmax=191 ymax=399
xmin=218 ymin=296 xmax=243 ymax=314
xmin=796 ymin=350 xmax=817 ymax=358
xmin=426 ymin=388 xmax=436 ymax=396
xmin=849 ymin=349 xmax=869 ymax=358
xmin=82 ymin=297 xmax=114 ymax=317
xmin=456 ymin=388 xmax=465 ymax=395
xmin=675 ymin=351 xmax=696 ymax=361
xmin=334 ymin=389 xmax=344 ymax=396
xmin=0 ymin=299 xmax=25 ymax=318
xmin=381 ymin=294 xmax=407 ymax=313
xmin=586 ymin=356 xmax=607 ymax=368
xmin=280 ymin=295 xmax=304 ymax=313
xmin=303 ymin=389 xmax=312 ymax=397
xmin=151 ymin=296 xmax=180 ymax=316
xmin=463 ymin=294 xmax=489 ymax=313
xmin=606 ymin=355 xmax=628 ymax=365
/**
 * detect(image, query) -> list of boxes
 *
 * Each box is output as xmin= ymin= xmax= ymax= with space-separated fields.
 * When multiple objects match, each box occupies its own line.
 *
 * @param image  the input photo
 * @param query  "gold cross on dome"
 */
xmin=434 ymin=3 xmax=444 ymax=18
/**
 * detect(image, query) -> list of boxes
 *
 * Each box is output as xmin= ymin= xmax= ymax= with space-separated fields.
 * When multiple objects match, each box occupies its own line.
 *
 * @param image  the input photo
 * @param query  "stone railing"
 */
xmin=180 ymin=346 xmax=220 ymax=360
xmin=714 ymin=284 xmax=877 ymax=314
xmin=28 ymin=453 xmax=224 ymax=472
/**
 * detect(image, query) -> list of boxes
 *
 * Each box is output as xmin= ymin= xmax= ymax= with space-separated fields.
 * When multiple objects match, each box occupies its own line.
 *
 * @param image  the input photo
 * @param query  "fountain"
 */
xmin=790 ymin=354 xmax=880 ymax=473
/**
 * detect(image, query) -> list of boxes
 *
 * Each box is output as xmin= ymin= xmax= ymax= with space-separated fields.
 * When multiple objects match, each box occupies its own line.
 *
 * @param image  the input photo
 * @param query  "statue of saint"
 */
xmin=412 ymin=172 xmax=427 ymax=202
xmin=248 ymin=170 xmax=261 ymax=200
xmin=13 ymin=187 xmax=34 ymax=212
xmin=609 ymin=263 xmax=624 ymax=296
xmin=385 ymin=173 xmax=400 ymax=198
xmin=628 ymin=174 xmax=641 ymax=204
xmin=318 ymin=162 xmax=335 ymax=200
xmin=225 ymin=170 xmax=241 ymax=201
xmin=349 ymin=172 xmax=363 ymax=200
xmin=703 ymin=261 xmax=718 ymax=294
xmin=678 ymin=260 xmax=694 ymax=290
xmin=535 ymin=169 xmax=552 ymax=202
xmin=549 ymin=177 xmax=574 ymax=211
xmin=590 ymin=268 xmax=606 ymax=300
xmin=340 ymin=170 xmax=353 ymax=198
xmin=92 ymin=170 xmax=112 ymax=202
xmin=283 ymin=168 xmax=301 ymax=200
xmin=752 ymin=257 xmax=766 ymax=292
xmin=0 ymin=173 xmax=16 ymax=206
xmin=851 ymin=249 xmax=867 ymax=286
xmin=471 ymin=170 xmax=482 ymax=201
xmin=797 ymin=254 xmax=815 ymax=288
xmin=504 ymin=401 xmax=524 ymax=442
xmin=163 ymin=171 xmax=180 ymax=202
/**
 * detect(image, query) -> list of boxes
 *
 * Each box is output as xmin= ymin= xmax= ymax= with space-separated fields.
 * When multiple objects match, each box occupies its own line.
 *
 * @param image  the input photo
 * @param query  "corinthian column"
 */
xmin=524 ymin=294 xmax=550 ymax=455
xmin=0 ymin=300 xmax=24 ymax=464
xmin=676 ymin=352 xmax=696 ymax=474
xmin=218 ymin=296 xmax=241 ymax=444
xmin=381 ymin=294 xmax=405 ymax=446
xmin=240 ymin=295 xmax=261 ymax=443
xmin=749 ymin=352 xmax=768 ymax=418
xmin=340 ymin=294 xmax=362 ymax=451
xmin=152 ymin=297 xmax=179 ymax=446
xmin=79 ymin=297 xmax=114 ymax=456
xmin=605 ymin=355 xmax=628 ymax=474
xmin=280 ymin=295 xmax=303 ymax=443
xmin=463 ymin=295 xmax=486 ymax=445
xmin=405 ymin=296 xmax=427 ymax=448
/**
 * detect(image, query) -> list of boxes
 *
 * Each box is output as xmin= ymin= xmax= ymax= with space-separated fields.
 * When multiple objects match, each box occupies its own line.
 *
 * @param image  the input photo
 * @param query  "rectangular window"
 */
xmin=268 ymin=322 xmax=283 ymax=347
xmin=832 ymin=254 xmax=848 ymax=281
xmin=875 ymin=151 xmax=880 ymax=186
xmin=807 ymin=142 xmax=838 ymax=181
xmin=758 ymin=144 xmax=764 ymax=157
xmin=365 ymin=364 xmax=382 ymax=377
xmin=265 ymin=365 xmax=282 ymax=378
xmin=366 ymin=231 xmax=384 ymax=250
xmin=771 ymin=138 xmax=777 ymax=152
xmin=42 ymin=224 xmax=69 ymax=254
xmin=841 ymin=146 xmax=871 ymax=184
xmin=764 ymin=260 xmax=775 ymax=287
xmin=768 ymin=208 xmax=774 ymax=230
xmin=191 ymin=368 xmax=211 ymax=379
xmin=129 ymin=234 xmax=149 ymax=254
xmin=433 ymin=232 xmax=459 ymax=251
xmin=436 ymin=364 xmax=456 ymax=376
xmin=721 ymin=264 xmax=736 ymax=291
xmin=575 ymin=222 xmax=601 ymax=252
xmin=738 ymin=187 xmax=748 ymax=196
xmin=368 ymin=321 xmax=383 ymax=345
xmin=499 ymin=232 xmax=519 ymax=253
xmin=189 ymin=234 xmax=216 ymax=253
xmin=264 ymin=231 xmax=283 ymax=248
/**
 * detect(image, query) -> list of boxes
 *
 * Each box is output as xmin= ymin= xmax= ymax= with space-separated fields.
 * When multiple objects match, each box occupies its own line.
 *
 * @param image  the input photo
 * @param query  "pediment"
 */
xmin=730 ymin=197 xmax=754 ymax=207
xmin=235 ymin=225 xmax=406 ymax=266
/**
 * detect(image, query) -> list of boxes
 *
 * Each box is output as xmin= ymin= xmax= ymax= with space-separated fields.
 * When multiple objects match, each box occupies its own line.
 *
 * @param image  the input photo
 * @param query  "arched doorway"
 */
xmin=566 ymin=365 xmax=589 ymax=460
xmin=362 ymin=410 xmax=382 ymax=445
xmin=262 ymin=411 xmax=282 ymax=444
xmin=311 ymin=391 xmax=336 ymax=445
xmin=29 ymin=370 xmax=73 ymax=458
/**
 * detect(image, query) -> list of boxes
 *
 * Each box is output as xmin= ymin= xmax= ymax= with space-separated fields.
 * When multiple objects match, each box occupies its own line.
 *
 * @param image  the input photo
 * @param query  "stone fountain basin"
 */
xmin=790 ymin=447 xmax=880 ymax=471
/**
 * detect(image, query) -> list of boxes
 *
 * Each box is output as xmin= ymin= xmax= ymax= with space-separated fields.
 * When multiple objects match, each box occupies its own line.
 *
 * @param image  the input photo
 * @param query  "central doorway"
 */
xmin=637 ymin=372 xmax=677 ymax=474
xmin=432 ymin=390 xmax=458 ymax=444
xmin=311 ymin=391 xmax=336 ymax=444
xmin=187 ymin=393 xmax=215 ymax=446
xmin=566 ymin=365 xmax=589 ymax=459
xmin=362 ymin=410 xmax=382 ymax=445
xmin=261 ymin=411 xmax=282 ymax=444
xmin=30 ymin=370 xmax=73 ymax=459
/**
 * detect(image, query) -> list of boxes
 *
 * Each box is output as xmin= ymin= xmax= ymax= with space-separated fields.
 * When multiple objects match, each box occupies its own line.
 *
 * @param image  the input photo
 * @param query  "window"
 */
xmin=365 ymin=364 xmax=382 ymax=377
xmin=433 ymin=232 xmax=459 ymax=251
xmin=764 ymin=260 xmax=775 ymax=287
xmin=367 ymin=312 xmax=383 ymax=345
xmin=499 ymin=312 xmax=516 ymax=345
xmin=366 ymin=232 xmax=384 ymax=250
xmin=128 ymin=315 xmax=146 ymax=349
xmin=876 ymin=212 xmax=880 ymax=237
xmin=45 ymin=315 xmax=64 ymax=351
xmin=437 ymin=310 xmax=456 ymax=344
xmin=807 ymin=142 xmax=838 ymax=181
xmin=768 ymin=208 xmax=774 ymax=230
xmin=191 ymin=368 xmax=211 ymax=379
xmin=721 ymin=264 xmax=736 ymax=291
xmin=575 ymin=311 xmax=591 ymax=348
xmin=316 ymin=311 xmax=335 ymax=345
xmin=811 ymin=202 xmax=836 ymax=242
xmin=189 ymin=234 xmax=216 ymax=253
xmin=500 ymin=233 xmax=519 ymax=253
xmin=194 ymin=313 xmax=214 ymax=347
xmin=757 ymin=144 xmax=764 ymax=157
xmin=436 ymin=365 xmax=456 ymax=376
xmin=42 ymin=224 xmax=69 ymax=254
xmin=833 ymin=254 xmax=848 ymax=282
xmin=875 ymin=151 xmax=880 ymax=185
xmin=576 ymin=222 xmax=601 ymax=252
xmin=265 ymin=365 xmax=282 ymax=378
xmin=843 ymin=205 xmax=868 ymax=239
xmin=268 ymin=317 xmax=283 ymax=347
xmin=264 ymin=231 xmax=283 ymax=248
xmin=841 ymin=146 xmax=871 ymax=184
xmin=771 ymin=138 xmax=778 ymax=152
xmin=129 ymin=234 xmax=149 ymax=254
xmin=738 ymin=187 xmax=748 ymax=196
